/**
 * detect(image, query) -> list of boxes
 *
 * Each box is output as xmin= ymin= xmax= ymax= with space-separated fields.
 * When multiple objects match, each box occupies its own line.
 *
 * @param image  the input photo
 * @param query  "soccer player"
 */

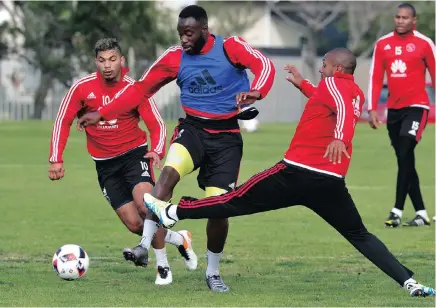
xmin=143 ymin=48 xmax=435 ymax=297
xmin=48 ymin=38 xmax=197 ymax=285
xmin=77 ymin=6 xmax=275 ymax=292
xmin=367 ymin=2 xmax=435 ymax=227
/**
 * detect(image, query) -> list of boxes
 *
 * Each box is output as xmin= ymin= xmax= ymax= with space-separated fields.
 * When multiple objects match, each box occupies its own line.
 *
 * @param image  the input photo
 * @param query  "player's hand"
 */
xmin=368 ymin=110 xmax=381 ymax=129
xmin=76 ymin=120 xmax=85 ymax=132
xmin=284 ymin=64 xmax=304 ymax=88
xmin=48 ymin=163 xmax=65 ymax=180
xmin=144 ymin=151 xmax=162 ymax=170
xmin=78 ymin=111 xmax=102 ymax=127
xmin=323 ymin=140 xmax=350 ymax=165
xmin=236 ymin=91 xmax=261 ymax=109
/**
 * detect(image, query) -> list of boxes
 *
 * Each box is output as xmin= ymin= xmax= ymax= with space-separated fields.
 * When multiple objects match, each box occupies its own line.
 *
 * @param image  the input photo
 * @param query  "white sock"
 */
xmin=139 ymin=220 xmax=159 ymax=249
xmin=164 ymin=230 xmax=184 ymax=247
xmin=167 ymin=205 xmax=179 ymax=221
xmin=391 ymin=208 xmax=403 ymax=218
xmin=206 ymin=250 xmax=222 ymax=277
xmin=416 ymin=210 xmax=429 ymax=220
xmin=404 ymin=278 xmax=416 ymax=288
xmin=153 ymin=247 xmax=169 ymax=268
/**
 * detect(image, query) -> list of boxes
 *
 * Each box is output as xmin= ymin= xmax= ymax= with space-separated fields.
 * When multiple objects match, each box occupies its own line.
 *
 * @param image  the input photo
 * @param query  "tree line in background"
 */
xmin=200 ymin=0 xmax=435 ymax=81
xmin=0 ymin=1 xmax=176 ymax=118
xmin=0 ymin=1 xmax=434 ymax=118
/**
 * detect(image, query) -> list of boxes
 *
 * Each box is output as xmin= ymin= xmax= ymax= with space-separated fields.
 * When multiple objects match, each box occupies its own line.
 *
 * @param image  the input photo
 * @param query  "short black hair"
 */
xmin=94 ymin=38 xmax=122 ymax=57
xmin=179 ymin=5 xmax=208 ymax=25
xmin=398 ymin=2 xmax=416 ymax=17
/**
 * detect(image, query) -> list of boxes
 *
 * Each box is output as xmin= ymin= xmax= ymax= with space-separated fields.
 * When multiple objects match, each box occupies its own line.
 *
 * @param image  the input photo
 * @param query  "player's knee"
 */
xmin=126 ymin=220 xmax=143 ymax=235
xmin=340 ymin=227 xmax=369 ymax=241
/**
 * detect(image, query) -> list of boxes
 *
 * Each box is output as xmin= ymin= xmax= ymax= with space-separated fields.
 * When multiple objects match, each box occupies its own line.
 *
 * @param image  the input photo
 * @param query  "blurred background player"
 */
xmin=48 ymin=38 xmax=197 ymax=285
xmin=367 ymin=3 xmax=435 ymax=227
xmin=144 ymin=48 xmax=435 ymax=298
xmin=77 ymin=5 xmax=275 ymax=292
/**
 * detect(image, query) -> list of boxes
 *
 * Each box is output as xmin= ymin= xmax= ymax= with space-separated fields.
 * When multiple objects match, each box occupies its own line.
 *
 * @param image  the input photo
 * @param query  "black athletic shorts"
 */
xmin=170 ymin=117 xmax=243 ymax=192
xmin=387 ymin=107 xmax=429 ymax=143
xmin=95 ymin=146 xmax=154 ymax=210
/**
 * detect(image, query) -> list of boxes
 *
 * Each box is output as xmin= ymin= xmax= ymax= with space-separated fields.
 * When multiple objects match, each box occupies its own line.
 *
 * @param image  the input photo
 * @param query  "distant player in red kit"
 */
xmin=78 ymin=6 xmax=275 ymax=292
xmin=48 ymin=38 xmax=197 ymax=285
xmin=367 ymin=3 xmax=435 ymax=227
xmin=143 ymin=48 xmax=435 ymax=297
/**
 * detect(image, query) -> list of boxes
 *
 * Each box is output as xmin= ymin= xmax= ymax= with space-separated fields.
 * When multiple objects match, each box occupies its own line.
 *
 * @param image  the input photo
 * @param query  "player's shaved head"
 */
xmin=319 ymin=48 xmax=357 ymax=78
xmin=327 ymin=48 xmax=357 ymax=74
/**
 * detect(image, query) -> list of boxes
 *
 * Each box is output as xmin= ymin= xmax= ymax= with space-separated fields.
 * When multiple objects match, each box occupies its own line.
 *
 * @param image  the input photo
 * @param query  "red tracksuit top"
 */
xmin=284 ymin=73 xmax=365 ymax=178
xmin=98 ymin=35 xmax=275 ymax=121
xmin=368 ymin=30 xmax=435 ymax=111
xmin=49 ymin=69 xmax=166 ymax=163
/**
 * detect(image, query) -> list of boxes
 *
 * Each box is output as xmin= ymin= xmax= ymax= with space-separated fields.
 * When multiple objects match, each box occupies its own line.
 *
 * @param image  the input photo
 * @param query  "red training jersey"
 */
xmin=284 ymin=73 xmax=364 ymax=178
xmin=368 ymin=30 xmax=435 ymax=111
xmin=49 ymin=69 xmax=166 ymax=163
xmin=98 ymin=34 xmax=275 ymax=120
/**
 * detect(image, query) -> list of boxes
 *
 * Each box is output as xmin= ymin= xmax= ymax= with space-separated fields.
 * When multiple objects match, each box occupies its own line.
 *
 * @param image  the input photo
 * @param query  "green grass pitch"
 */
xmin=0 ymin=121 xmax=434 ymax=306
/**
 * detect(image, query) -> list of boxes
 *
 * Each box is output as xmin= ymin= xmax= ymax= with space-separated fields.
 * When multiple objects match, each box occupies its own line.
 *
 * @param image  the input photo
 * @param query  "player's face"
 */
xmin=394 ymin=8 xmax=416 ymax=34
xmin=319 ymin=57 xmax=335 ymax=79
xmin=95 ymin=49 xmax=125 ymax=82
xmin=177 ymin=17 xmax=208 ymax=55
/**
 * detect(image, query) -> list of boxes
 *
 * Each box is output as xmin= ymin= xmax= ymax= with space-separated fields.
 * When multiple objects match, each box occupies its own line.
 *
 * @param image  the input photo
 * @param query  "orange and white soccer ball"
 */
xmin=52 ymin=244 xmax=89 ymax=280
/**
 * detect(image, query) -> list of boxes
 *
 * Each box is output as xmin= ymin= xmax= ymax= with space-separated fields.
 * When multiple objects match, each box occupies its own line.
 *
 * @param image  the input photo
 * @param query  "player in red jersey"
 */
xmin=78 ymin=6 xmax=275 ymax=292
xmin=367 ymin=3 xmax=435 ymax=227
xmin=143 ymin=48 xmax=435 ymax=297
xmin=48 ymin=38 xmax=197 ymax=285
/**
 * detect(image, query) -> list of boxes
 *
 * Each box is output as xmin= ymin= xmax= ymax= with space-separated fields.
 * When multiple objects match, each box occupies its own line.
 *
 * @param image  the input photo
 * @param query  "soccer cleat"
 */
xmin=143 ymin=193 xmax=178 ymax=228
xmin=433 ymin=216 xmax=436 ymax=222
xmin=385 ymin=212 xmax=401 ymax=228
xmin=404 ymin=280 xmax=435 ymax=297
xmin=177 ymin=230 xmax=198 ymax=270
xmin=155 ymin=266 xmax=173 ymax=285
xmin=122 ymin=245 xmax=149 ymax=268
xmin=205 ymin=274 xmax=229 ymax=293
xmin=403 ymin=215 xmax=430 ymax=227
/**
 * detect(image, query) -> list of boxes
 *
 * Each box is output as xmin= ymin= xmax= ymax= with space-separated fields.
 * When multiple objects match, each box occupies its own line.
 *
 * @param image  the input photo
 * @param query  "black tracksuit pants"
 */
xmin=177 ymin=161 xmax=414 ymax=286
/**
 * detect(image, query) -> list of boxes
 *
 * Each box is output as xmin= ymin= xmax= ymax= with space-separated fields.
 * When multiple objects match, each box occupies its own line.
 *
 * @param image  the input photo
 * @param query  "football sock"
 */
xmin=168 ymin=205 xmax=179 ymax=221
xmin=391 ymin=208 xmax=403 ymax=218
xmin=154 ymin=247 xmax=169 ymax=268
xmin=139 ymin=220 xmax=159 ymax=249
xmin=206 ymin=250 xmax=222 ymax=277
xmin=164 ymin=230 xmax=184 ymax=247
xmin=403 ymin=278 xmax=416 ymax=288
xmin=416 ymin=210 xmax=429 ymax=220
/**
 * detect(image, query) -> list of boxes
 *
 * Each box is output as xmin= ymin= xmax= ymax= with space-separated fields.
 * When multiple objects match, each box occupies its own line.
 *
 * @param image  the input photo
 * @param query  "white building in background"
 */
xmin=157 ymin=0 xmax=303 ymax=49
xmin=0 ymin=0 xmax=37 ymax=108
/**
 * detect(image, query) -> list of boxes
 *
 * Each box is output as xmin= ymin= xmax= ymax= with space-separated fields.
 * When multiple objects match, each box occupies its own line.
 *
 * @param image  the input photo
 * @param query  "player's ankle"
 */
xmin=167 ymin=205 xmax=179 ymax=221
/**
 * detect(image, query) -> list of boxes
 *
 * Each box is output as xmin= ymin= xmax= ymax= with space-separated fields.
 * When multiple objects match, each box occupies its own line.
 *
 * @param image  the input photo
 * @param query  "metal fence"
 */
xmin=0 ymin=55 xmax=379 ymax=123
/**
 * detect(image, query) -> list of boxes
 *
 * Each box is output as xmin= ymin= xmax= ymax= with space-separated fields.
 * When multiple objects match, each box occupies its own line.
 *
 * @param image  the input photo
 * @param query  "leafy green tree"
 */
xmin=1 ymin=1 xmax=175 ymax=119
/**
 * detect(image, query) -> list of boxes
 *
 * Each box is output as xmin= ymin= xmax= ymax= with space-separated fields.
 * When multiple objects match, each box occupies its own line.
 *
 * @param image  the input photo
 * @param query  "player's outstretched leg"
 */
xmin=309 ymin=190 xmax=435 ymax=297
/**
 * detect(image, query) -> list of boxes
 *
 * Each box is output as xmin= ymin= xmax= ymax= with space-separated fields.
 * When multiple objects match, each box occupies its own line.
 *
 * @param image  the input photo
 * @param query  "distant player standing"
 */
xmin=367 ymin=3 xmax=435 ymax=227
xmin=48 ymin=38 xmax=197 ymax=285
xmin=143 ymin=48 xmax=435 ymax=297
xmin=77 ymin=5 xmax=275 ymax=292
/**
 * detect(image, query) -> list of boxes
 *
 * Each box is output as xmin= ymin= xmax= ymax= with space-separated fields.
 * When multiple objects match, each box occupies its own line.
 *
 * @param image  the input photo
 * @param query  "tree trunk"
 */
xmin=32 ymin=72 xmax=53 ymax=119
xmin=301 ymin=29 xmax=319 ymax=83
